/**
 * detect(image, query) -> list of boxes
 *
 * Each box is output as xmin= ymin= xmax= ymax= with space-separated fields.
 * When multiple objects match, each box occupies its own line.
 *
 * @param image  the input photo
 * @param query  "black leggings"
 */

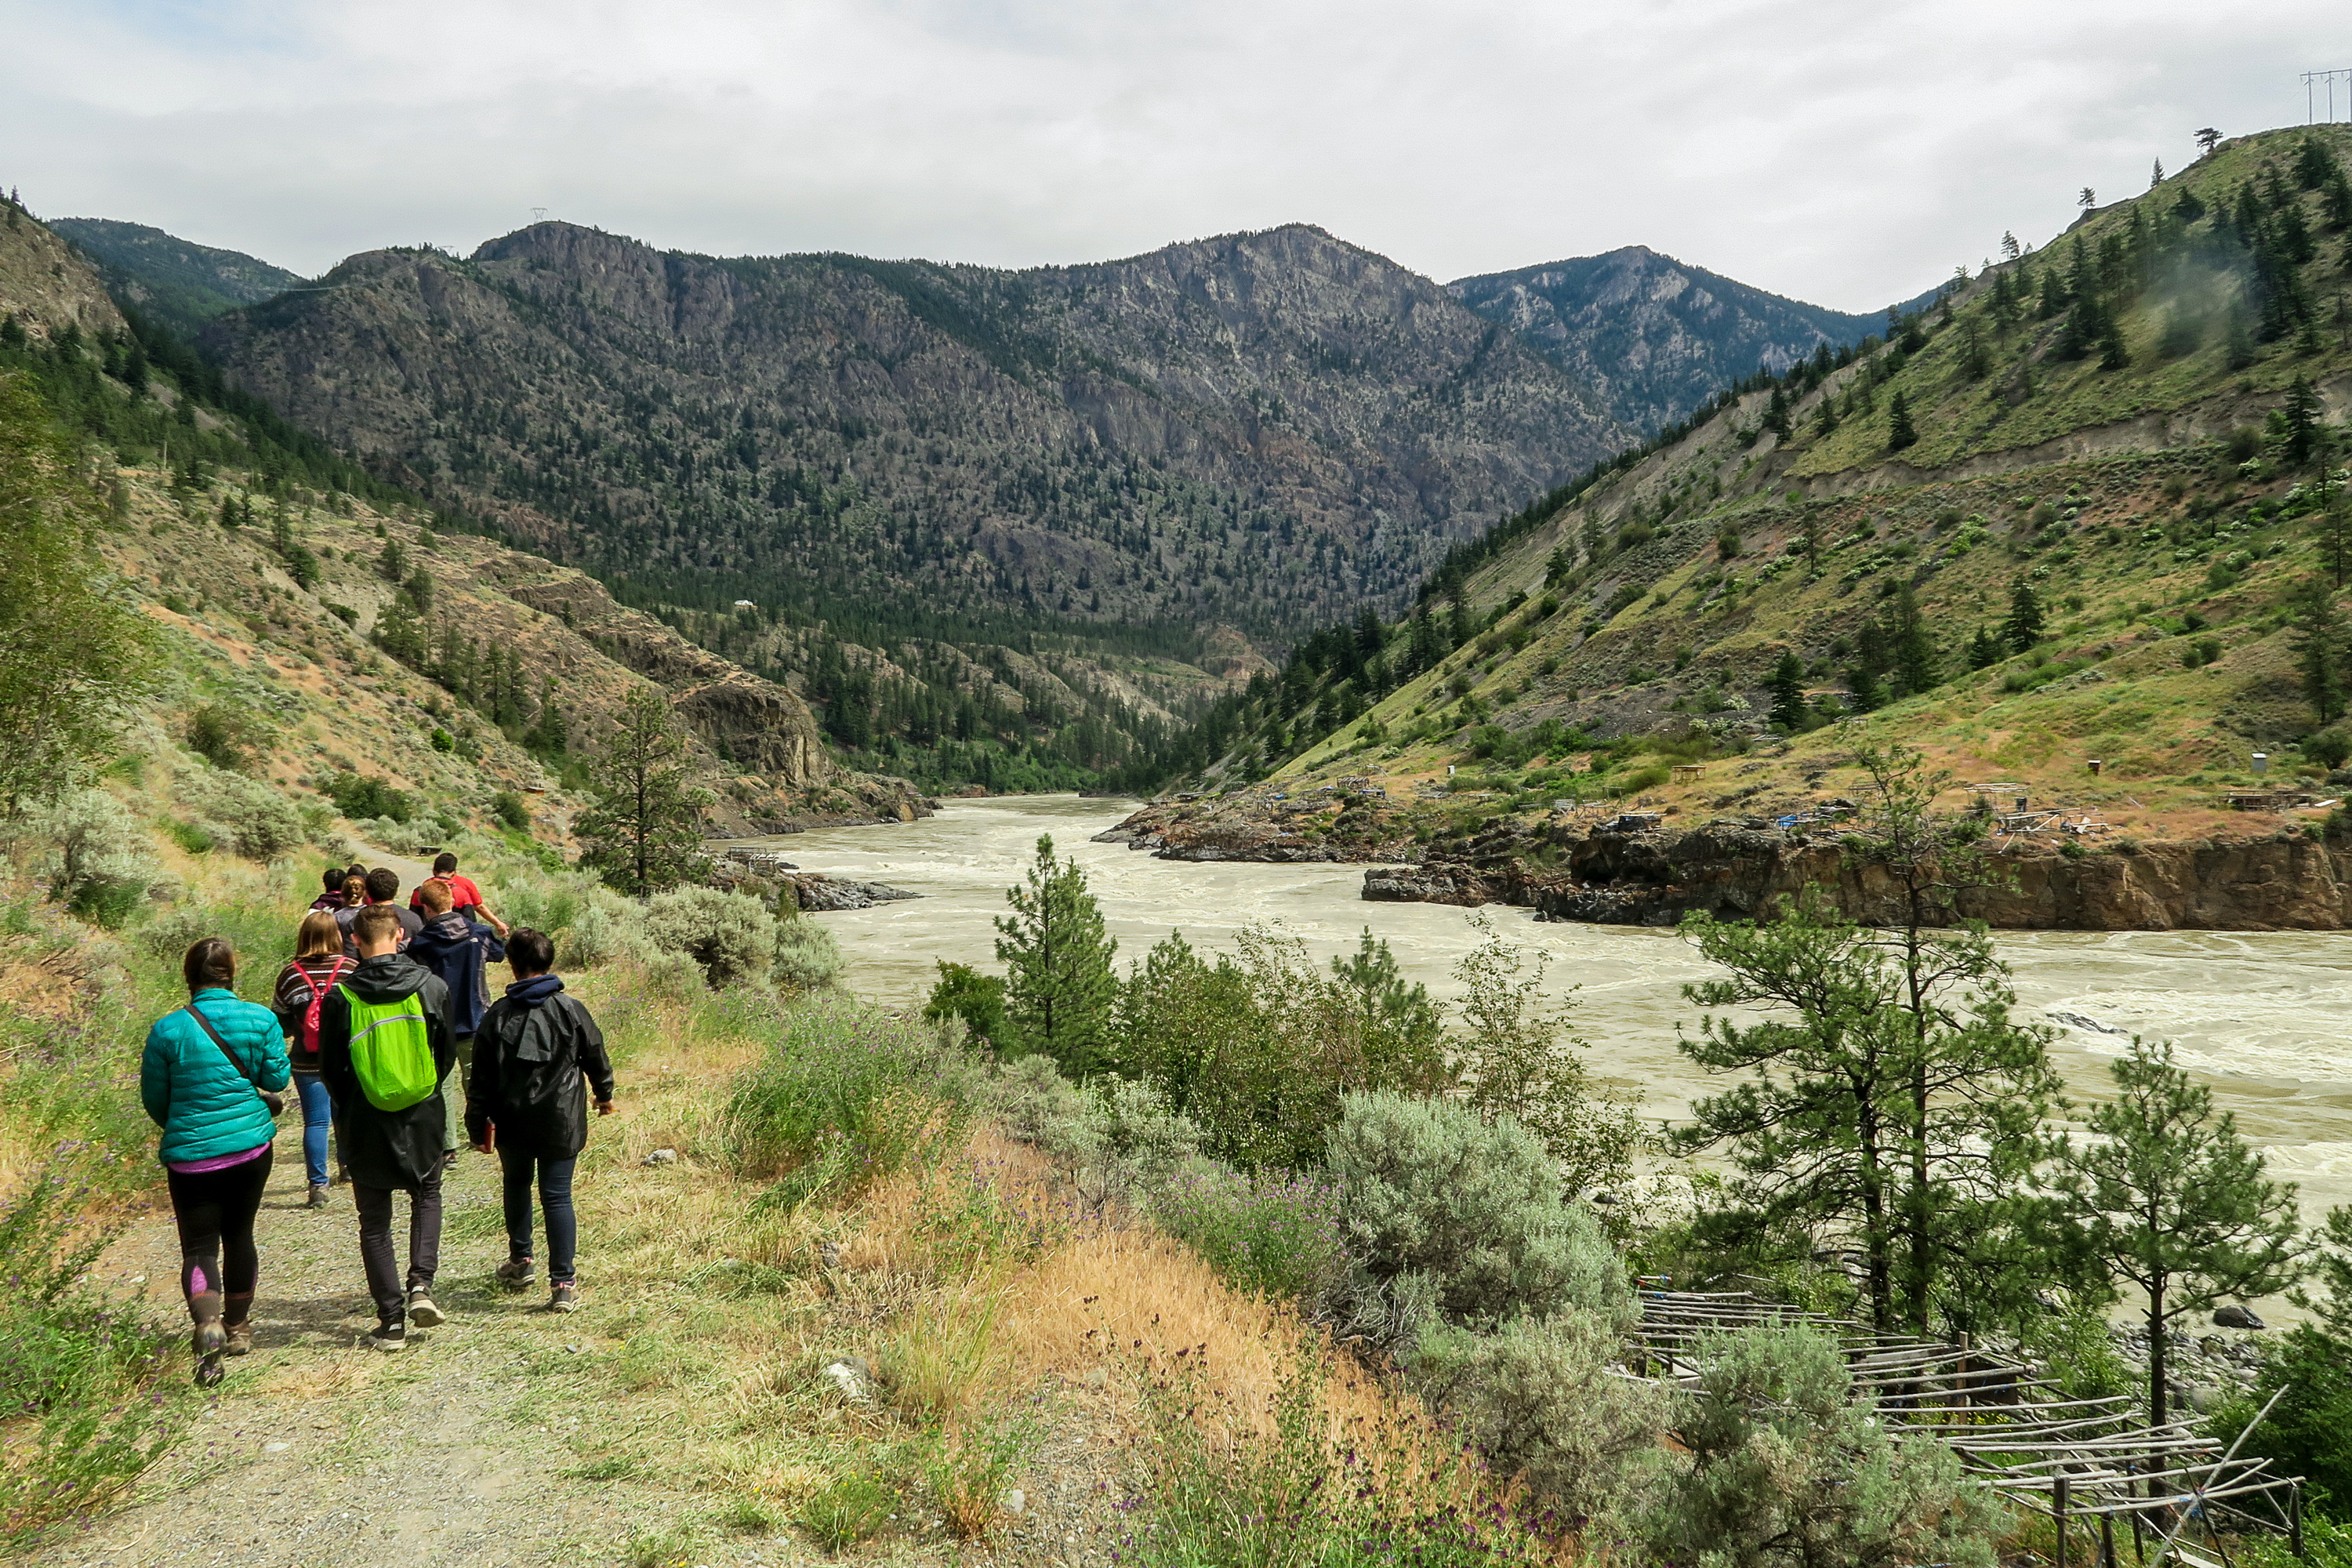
xmin=166 ymin=1146 xmax=273 ymax=1328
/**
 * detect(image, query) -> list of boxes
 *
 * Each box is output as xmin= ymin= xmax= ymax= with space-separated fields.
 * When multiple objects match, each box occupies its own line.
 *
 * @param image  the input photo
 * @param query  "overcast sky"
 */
xmin=2 ymin=0 xmax=2344 ymax=310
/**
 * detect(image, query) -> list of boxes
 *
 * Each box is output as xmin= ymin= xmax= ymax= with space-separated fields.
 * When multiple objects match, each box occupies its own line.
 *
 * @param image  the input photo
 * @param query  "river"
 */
xmin=744 ymin=794 xmax=2352 ymax=1252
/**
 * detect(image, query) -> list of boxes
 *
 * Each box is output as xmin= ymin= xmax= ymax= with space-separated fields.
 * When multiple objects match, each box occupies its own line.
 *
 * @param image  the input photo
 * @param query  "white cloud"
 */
xmin=0 ymin=0 xmax=2340 ymax=307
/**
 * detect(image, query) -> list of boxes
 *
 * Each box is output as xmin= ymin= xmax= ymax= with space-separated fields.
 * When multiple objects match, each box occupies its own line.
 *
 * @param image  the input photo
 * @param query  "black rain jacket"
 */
xmin=466 ymin=975 xmax=614 ymax=1160
xmin=318 ymin=953 xmax=456 ymax=1189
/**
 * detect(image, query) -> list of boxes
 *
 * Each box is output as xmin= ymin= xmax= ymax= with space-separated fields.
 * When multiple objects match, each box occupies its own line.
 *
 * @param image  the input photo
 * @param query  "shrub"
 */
xmin=927 ymin=960 xmax=1010 ymax=1049
xmin=325 ymin=770 xmax=410 ymax=823
xmin=641 ymin=885 xmax=775 ymax=988
xmin=2306 ymin=728 xmax=2352 ymax=771
xmin=560 ymin=887 xmax=645 ymax=969
xmin=177 ymin=771 xmax=304 ymax=861
xmin=1409 ymin=1308 xmax=1668 ymax=1523
xmin=1325 ymin=1091 xmax=1622 ymax=1331
xmin=490 ymin=789 xmax=530 ymax=831
xmin=1646 ymin=1324 xmax=2001 ymax=1568
xmin=1152 ymin=1166 xmax=1347 ymax=1302
xmin=2213 ymin=1324 xmax=2352 ymax=1514
xmin=772 ymin=913 xmax=843 ymax=990
xmin=720 ymin=993 xmax=973 ymax=1193
xmin=28 ymin=788 xmax=163 ymax=928
xmin=183 ymin=703 xmax=268 ymax=772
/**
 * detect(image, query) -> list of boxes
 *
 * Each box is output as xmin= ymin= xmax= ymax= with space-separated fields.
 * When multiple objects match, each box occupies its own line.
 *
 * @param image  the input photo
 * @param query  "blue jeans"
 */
xmin=292 ymin=1071 xmax=334 ymax=1188
xmin=499 ymin=1149 xmax=578 ymax=1283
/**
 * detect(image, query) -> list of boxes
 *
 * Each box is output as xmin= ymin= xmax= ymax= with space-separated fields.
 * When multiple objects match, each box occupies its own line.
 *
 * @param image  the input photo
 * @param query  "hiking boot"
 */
xmin=223 ymin=1321 xmax=253 ymax=1357
xmin=368 ymin=1321 xmax=407 ymax=1353
xmin=193 ymin=1320 xmax=227 ymax=1387
xmin=495 ymin=1258 xmax=537 ymax=1293
xmin=547 ymin=1281 xmax=578 ymax=1314
xmin=306 ymin=1183 xmax=331 ymax=1210
xmin=406 ymin=1289 xmax=445 ymax=1328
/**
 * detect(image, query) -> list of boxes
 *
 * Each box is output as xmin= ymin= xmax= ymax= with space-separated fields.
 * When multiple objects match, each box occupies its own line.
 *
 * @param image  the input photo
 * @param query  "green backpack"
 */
xmin=341 ymin=987 xmax=437 ymax=1112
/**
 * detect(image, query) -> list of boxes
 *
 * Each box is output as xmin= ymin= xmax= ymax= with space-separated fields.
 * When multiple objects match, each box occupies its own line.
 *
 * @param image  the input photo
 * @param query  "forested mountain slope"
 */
xmin=0 ymin=192 xmax=921 ymax=838
xmin=52 ymin=217 xmax=307 ymax=339
xmin=1449 ymin=245 xmax=1939 ymax=434
xmin=1132 ymin=125 xmax=2352 ymax=929
xmin=199 ymin=220 xmax=1629 ymax=644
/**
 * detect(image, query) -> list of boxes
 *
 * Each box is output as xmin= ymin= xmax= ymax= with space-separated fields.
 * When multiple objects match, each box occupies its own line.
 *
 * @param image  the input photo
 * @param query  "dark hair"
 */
xmin=364 ymin=867 xmax=399 ymax=903
xmin=183 ymin=937 xmax=236 ymax=993
xmin=346 ymin=862 xmax=367 ymax=881
xmin=322 ymin=866 xmax=347 ymax=892
xmin=432 ymin=852 xmax=458 ymax=875
xmin=506 ymin=927 xmax=556 ymax=975
xmin=350 ymin=904 xmax=405 ymax=947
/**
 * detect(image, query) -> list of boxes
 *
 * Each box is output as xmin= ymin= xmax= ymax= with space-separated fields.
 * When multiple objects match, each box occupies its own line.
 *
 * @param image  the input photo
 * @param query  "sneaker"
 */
xmin=368 ymin=1321 xmax=407 ymax=1353
xmin=306 ymin=1184 xmax=330 ymax=1210
xmin=495 ymin=1258 xmax=537 ymax=1293
xmin=547 ymin=1281 xmax=578 ymax=1314
xmin=223 ymin=1321 xmax=253 ymax=1357
xmin=406 ymin=1289 xmax=445 ymax=1328
xmin=192 ymin=1320 xmax=227 ymax=1387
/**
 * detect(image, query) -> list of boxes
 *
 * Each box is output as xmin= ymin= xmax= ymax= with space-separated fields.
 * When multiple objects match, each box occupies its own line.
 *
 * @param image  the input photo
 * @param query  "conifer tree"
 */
xmin=1767 ymin=650 xmax=1808 ymax=731
xmin=1965 ymin=626 xmax=2005 ymax=670
xmin=2053 ymin=1037 xmax=2302 ymax=1432
xmin=2282 ymin=376 xmax=2326 ymax=466
xmin=2292 ymin=579 xmax=2347 ymax=725
xmin=1888 ymin=583 xmax=1936 ymax=695
xmin=574 ymin=688 xmax=713 ymax=896
xmin=2003 ymin=580 xmax=2044 ymax=652
xmin=994 ymin=834 xmax=1117 ymax=1076
xmin=1886 ymin=390 xmax=1918 ymax=452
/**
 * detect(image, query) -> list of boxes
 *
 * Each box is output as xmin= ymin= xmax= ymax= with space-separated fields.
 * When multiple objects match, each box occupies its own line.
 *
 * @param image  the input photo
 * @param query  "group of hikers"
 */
xmin=138 ymin=853 xmax=619 ymax=1386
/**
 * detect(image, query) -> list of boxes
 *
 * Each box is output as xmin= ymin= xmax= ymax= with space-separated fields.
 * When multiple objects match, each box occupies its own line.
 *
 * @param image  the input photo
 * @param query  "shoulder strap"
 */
xmin=301 ymin=957 xmax=352 ymax=1042
xmin=182 ymin=1003 xmax=256 ymax=1087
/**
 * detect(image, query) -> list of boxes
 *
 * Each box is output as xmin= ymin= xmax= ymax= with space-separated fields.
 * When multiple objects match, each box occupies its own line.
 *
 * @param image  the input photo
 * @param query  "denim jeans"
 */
xmin=292 ymin=1071 xmax=333 ymax=1188
xmin=499 ymin=1148 xmax=578 ymax=1283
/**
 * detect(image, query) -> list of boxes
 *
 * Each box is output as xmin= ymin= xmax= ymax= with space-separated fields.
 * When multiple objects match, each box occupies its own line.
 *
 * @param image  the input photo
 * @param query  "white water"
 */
xmin=746 ymin=795 xmax=2352 ymax=1245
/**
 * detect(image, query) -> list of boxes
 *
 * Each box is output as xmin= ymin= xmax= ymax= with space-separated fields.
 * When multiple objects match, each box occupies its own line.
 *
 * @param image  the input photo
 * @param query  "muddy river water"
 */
xmin=744 ymin=794 xmax=2352 ymax=1247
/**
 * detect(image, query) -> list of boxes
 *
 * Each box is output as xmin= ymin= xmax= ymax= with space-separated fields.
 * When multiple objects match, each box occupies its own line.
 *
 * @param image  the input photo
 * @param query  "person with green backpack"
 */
xmin=318 ymin=902 xmax=459 ymax=1352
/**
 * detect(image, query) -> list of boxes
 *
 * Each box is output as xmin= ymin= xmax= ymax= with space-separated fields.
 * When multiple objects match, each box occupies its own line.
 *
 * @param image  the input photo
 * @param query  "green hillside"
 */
xmin=1158 ymin=125 xmax=2352 ymax=844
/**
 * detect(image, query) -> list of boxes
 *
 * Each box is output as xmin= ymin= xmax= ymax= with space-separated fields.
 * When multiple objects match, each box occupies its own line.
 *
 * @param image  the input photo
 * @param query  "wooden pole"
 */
xmin=2292 ymin=1483 xmax=2306 ymax=1561
xmin=2056 ymin=1475 xmax=2071 ymax=1568
xmin=2101 ymin=1509 xmax=2118 ymax=1568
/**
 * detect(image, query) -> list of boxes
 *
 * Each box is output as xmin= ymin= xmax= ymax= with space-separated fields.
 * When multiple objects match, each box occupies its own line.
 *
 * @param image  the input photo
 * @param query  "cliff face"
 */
xmin=1363 ymin=821 xmax=2352 ymax=932
xmin=0 ymin=198 xmax=126 ymax=339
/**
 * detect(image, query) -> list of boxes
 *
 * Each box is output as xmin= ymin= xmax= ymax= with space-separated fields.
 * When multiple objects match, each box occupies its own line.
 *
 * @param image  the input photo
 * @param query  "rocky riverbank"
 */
xmin=1109 ymin=797 xmax=2352 ymax=931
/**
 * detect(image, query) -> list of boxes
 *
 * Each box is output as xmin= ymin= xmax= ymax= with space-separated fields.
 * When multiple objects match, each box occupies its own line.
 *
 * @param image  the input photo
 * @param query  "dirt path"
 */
xmin=29 ymin=1150 xmax=814 ymax=1568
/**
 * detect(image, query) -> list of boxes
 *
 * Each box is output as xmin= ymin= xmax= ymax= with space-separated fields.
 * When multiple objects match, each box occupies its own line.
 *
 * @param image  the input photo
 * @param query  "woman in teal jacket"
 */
xmin=141 ymin=937 xmax=290 ymax=1386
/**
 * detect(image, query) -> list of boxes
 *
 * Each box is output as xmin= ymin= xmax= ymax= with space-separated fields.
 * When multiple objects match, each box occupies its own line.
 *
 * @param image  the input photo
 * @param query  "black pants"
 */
xmin=167 ymin=1146 xmax=273 ymax=1329
xmin=353 ymin=1163 xmax=443 ymax=1323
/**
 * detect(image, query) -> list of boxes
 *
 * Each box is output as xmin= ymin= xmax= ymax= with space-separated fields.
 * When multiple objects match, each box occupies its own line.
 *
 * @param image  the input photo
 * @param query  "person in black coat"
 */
xmin=318 ymin=905 xmax=458 ymax=1351
xmin=466 ymin=927 xmax=615 ymax=1314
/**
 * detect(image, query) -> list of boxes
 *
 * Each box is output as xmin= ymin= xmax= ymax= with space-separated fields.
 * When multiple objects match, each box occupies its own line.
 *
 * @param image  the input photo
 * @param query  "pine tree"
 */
xmin=1965 ymin=626 xmax=2005 ymax=670
xmin=1846 ymin=666 xmax=1886 ymax=713
xmin=1767 ymin=650 xmax=1808 ymax=731
xmin=2054 ymin=1036 xmax=2302 ymax=1433
xmin=1886 ymin=390 xmax=1918 ymax=452
xmin=1888 ymin=583 xmax=1936 ymax=695
xmin=994 ymin=834 xmax=1117 ymax=1076
xmin=2282 ymin=376 xmax=2326 ymax=466
xmin=573 ymin=688 xmax=713 ymax=896
xmin=2292 ymin=579 xmax=2347 ymax=725
xmin=2318 ymin=485 xmax=2352 ymax=590
xmin=2003 ymin=580 xmax=2044 ymax=652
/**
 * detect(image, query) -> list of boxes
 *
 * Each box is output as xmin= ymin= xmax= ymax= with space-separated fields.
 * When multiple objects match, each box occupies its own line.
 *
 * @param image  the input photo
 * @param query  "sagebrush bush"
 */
xmin=1648 ymin=1324 xmax=2001 ymax=1568
xmin=771 ymin=913 xmax=843 ymax=990
xmin=27 ymin=788 xmax=162 ymax=928
xmin=1409 ymin=1309 xmax=1667 ymax=1524
xmin=176 ymin=769 xmax=304 ymax=861
xmin=1326 ymin=1091 xmax=1622 ymax=1330
xmin=641 ymin=885 xmax=775 ymax=988
xmin=722 ymin=993 xmax=975 ymax=1196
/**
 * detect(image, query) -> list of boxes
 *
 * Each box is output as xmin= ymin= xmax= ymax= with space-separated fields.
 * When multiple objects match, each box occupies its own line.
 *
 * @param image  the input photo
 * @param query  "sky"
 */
xmin=1 ymin=0 xmax=2344 ymax=312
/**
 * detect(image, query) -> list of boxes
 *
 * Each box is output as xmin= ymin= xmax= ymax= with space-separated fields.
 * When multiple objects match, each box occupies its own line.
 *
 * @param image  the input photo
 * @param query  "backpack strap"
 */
xmin=300 ymin=956 xmax=352 ymax=1048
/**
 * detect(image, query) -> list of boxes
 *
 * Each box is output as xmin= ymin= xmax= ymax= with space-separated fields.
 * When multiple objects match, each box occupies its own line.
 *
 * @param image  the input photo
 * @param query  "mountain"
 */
xmin=198 ymin=221 xmax=1630 ymax=650
xmin=1138 ymin=125 xmax=2352 ymax=928
xmin=1448 ymin=246 xmax=1939 ymax=434
xmin=0 ymin=191 xmax=921 ymax=837
xmin=51 ymin=217 xmax=307 ymax=339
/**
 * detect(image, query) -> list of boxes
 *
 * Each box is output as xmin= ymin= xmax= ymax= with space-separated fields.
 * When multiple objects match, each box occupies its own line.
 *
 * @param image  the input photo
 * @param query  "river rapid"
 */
xmin=742 ymin=794 xmax=2352 ymax=1246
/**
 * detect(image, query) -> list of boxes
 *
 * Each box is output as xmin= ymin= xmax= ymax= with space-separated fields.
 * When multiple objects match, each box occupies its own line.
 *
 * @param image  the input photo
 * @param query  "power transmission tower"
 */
xmin=2307 ymin=68 xmax=2352 ymax=124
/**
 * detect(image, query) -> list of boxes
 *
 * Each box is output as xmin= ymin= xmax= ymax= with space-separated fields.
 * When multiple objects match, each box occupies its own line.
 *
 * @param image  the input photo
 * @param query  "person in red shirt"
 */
xmin=411 ymin=853 xmax=503 ymax=931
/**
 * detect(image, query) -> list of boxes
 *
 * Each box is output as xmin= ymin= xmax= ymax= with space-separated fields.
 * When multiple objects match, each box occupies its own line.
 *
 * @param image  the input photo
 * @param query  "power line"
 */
xmin=2307 ymin=67 xmax=2352 ymax=124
